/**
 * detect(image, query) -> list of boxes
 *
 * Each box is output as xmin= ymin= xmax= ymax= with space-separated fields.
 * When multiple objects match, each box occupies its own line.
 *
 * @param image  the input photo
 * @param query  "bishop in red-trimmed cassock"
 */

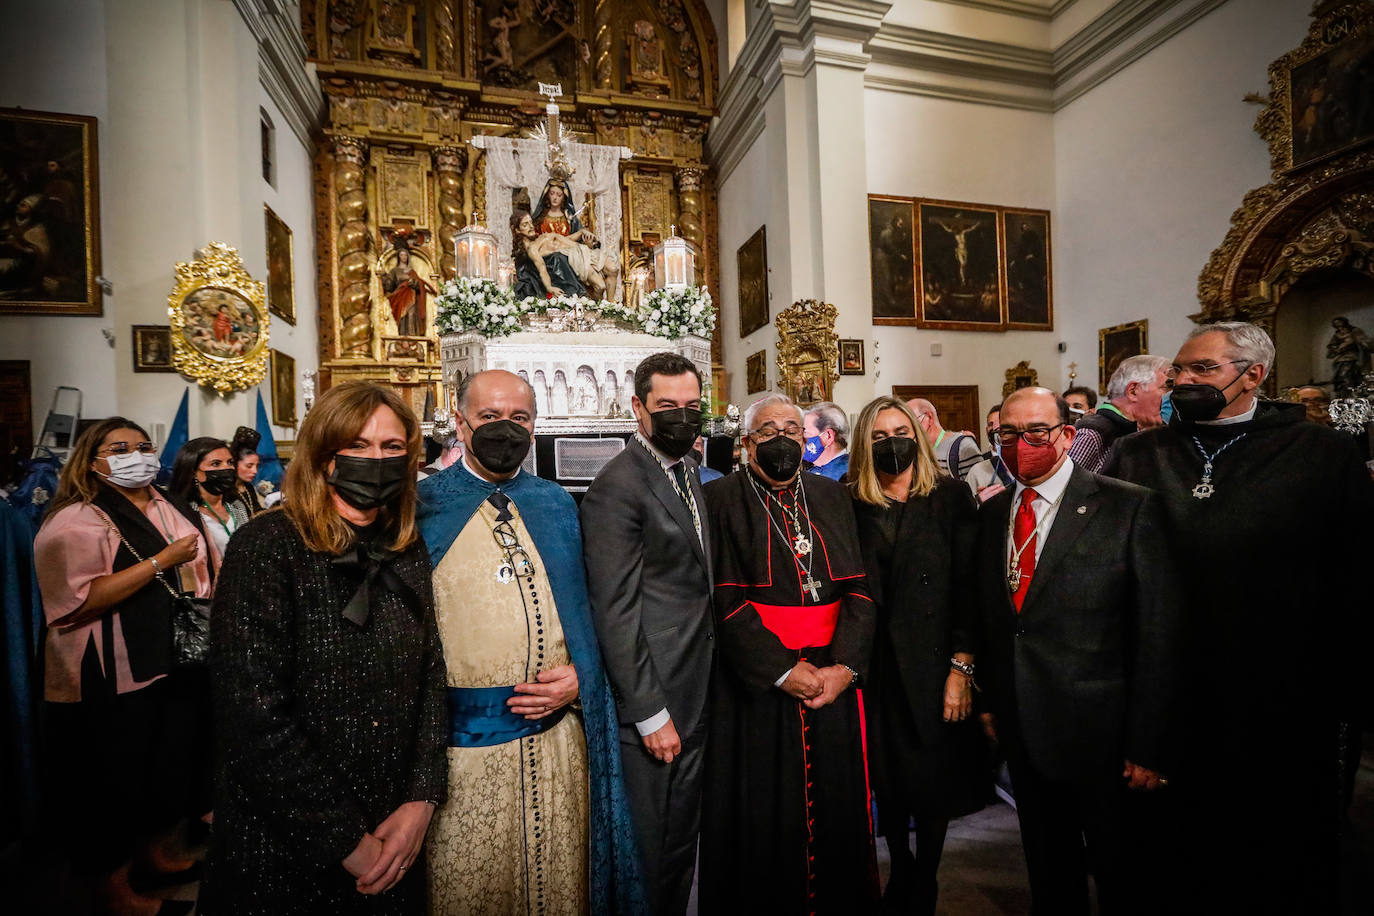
xmin=699 ymin=395 xmax=879 ymax=915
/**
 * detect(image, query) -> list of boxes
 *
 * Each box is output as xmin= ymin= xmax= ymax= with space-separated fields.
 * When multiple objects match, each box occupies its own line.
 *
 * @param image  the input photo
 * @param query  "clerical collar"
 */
xmin=460 ymin=453 xmax=522 ymax=484
xmin=1012 ymin=456 xmax=1075 ymax=506
xmin=1196 ymin=400 xmax=1258 ymax=426
xmin=747 ymin=464 xmax=798 ymax=493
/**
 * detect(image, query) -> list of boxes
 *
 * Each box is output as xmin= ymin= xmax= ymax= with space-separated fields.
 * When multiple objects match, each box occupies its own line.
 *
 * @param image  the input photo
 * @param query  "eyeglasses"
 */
xmin=996 ymin=424 xmax=1065 ymax=446
xmin=491 ymin=520 xmax=536 ymax=578
xmin=98 ymin=441 xmax=157 ymax=455
xmin=1166 ymin=360 xmax=1250 ymax=381
xmin=749 ymin=423 xmax=804 ymax=443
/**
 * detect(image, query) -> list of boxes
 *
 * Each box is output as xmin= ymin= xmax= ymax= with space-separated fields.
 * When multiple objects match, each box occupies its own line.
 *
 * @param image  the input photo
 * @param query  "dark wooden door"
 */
xmin=891 ymin=383 xmax=981 ymax=443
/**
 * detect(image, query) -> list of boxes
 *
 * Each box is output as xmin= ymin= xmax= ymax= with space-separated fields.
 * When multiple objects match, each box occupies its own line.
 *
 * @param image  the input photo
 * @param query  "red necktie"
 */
xmin=1011 ymin=488 xmax=1038 ymax=612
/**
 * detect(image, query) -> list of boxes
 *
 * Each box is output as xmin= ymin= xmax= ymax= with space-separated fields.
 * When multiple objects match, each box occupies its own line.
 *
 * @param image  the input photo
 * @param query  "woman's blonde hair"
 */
xmin=848 ymin=397 xmax=939 ymax=507
xmin=284 ymin=381 xmax=421 ymax=555
xmin=45 ymin=416 xmax=151 ymax=519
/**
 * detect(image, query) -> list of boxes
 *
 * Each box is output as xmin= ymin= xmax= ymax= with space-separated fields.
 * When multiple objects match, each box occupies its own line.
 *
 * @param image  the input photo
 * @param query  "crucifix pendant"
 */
xmin=1006 ymin=567 xmax=1022 ymax=592
xmin=793 ymin=536 xmax=812 ymax=557
xmin=1192 ymin=462 xmax=1215 ymax=500
xmin=800 ymin=575 xmax=820 ymax=602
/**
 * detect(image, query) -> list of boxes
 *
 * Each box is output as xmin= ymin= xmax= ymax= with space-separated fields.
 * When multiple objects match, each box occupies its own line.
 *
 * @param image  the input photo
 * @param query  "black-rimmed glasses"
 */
xmin=749 ymin=423 xmax=804 ymax=442
xmin=996 ymin=424 xmax=1065 ymax=447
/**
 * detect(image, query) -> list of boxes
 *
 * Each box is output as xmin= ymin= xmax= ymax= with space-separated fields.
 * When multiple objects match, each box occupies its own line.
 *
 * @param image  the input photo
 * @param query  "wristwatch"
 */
xmin=949 ymin=657 xmax=976 ymax=678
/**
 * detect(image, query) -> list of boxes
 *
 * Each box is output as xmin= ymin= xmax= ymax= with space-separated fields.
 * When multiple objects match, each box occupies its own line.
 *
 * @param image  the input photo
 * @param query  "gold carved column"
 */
xmin=676 ymin=167 xmax=705 ymax=255
xmin=334 ymin=137 xmax=371 ymax=358
xmin=433 ymin=146 xmax=467 ymax=282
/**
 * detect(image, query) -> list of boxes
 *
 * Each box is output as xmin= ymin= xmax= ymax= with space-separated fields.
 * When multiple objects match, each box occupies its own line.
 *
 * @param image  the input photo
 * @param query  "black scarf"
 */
xmin=90 ymin=485 xmax=176 ymax=684
xmin=330 ymin=533 xmax=424 ymax=627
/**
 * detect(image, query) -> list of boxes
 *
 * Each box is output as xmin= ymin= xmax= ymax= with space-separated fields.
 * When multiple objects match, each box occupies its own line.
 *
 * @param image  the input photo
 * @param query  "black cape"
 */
xmin=699 ymin=469 xmax=879 ymax=914
xmin=1104 ymin=402 xmax=1374 ymax=909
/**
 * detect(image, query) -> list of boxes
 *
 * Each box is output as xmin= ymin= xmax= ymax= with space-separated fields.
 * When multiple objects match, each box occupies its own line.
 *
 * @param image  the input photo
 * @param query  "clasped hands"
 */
xmin=780 ymin=660 xmax=852 ymax=710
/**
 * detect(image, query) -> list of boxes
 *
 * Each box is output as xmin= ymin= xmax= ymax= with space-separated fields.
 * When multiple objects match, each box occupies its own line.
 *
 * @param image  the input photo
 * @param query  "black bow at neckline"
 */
xmin=331 ymin=542 xmax=423 ymax=626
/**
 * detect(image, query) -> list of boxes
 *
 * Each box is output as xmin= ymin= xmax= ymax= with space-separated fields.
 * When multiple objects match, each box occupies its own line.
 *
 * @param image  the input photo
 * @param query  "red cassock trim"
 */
xmin=750 ymin=600 xmax=841 ymax=650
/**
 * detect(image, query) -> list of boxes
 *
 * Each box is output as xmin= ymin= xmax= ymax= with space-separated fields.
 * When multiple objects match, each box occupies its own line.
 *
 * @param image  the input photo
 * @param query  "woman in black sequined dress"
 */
xmin=201 ymin=382 xmax=447 ymax=915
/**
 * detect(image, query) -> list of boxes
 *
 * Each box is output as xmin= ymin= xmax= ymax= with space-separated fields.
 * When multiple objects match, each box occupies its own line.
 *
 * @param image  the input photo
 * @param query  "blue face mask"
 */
xmin=804 ymin=435 xmax=824 ymax=460
xmin=1159 ymin=393 xmax=1174 ymax=425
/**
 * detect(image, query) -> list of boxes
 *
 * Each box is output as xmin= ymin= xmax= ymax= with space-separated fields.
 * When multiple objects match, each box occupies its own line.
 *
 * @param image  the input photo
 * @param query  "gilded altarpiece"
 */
xmin=303 ymin=0 xmax=720 ymax=415
xmin=1197 ymin=1 xmax=1374 ymax=393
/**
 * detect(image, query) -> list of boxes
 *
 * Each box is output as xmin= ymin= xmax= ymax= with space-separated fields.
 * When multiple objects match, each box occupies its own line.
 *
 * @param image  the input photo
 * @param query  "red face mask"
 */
xmin=1000 ymin=438 xmax=1061 ymax=483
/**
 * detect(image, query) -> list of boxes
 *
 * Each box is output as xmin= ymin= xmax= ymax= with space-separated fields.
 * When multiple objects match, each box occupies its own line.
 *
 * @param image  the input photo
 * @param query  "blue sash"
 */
xmin=447 ymin=685 xmax=566 ymax=748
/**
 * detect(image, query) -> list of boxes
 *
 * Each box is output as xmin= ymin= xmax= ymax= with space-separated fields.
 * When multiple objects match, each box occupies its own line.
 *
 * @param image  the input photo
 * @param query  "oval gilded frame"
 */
xmin=167 ymin=242 xmax=270 ymax=394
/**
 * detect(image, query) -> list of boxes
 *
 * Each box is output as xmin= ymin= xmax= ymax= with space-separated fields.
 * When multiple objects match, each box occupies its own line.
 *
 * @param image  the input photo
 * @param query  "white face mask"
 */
xmin=100 ymin=451 xmax=160 ymax=488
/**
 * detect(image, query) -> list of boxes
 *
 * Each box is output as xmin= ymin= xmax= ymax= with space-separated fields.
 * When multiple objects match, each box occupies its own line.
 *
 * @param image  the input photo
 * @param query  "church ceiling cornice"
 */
xmin=234 ymin=0 xmax=327 ymax=149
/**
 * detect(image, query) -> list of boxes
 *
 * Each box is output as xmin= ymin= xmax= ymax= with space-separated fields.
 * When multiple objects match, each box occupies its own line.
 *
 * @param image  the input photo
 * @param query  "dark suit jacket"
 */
xmin=974 ymin=465 xmax=1182 ymax=780
xmin=581 ymin=441 xmax=715 ymax=741
xmin=853 ymin=477 xmax=978 ymax=749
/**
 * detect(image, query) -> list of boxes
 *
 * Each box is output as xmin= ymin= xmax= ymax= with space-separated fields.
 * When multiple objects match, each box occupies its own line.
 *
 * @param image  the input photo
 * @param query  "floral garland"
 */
xmin=434 ymin=277 xmax=523 ymax=338
xmin=643 ymin=286 xmax=715 ymax=340
xmin=434 ymin=277 xmax=716 ymax=341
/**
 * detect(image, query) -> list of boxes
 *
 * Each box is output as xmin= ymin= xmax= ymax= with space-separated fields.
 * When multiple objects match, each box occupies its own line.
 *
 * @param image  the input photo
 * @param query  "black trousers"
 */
xmin=1004 ymin=742 xmax=1144 ymax=916
xmin=619 ymin=722 xmax=705 ymax=916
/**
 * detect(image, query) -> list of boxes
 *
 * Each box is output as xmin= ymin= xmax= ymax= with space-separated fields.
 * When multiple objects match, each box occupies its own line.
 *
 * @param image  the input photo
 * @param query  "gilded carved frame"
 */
xmin=1196 ymin=2 xmax=1374 ymax=391
xmin=775 ymin=299 xmax=839 ymax=408
xmin=167 ymin=243 xmax=270 ymax=394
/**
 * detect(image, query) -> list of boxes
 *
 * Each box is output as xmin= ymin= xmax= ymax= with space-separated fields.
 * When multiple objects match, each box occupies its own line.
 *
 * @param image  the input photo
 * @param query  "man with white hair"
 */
xmin=1106 ymin=322 xmax=1374 ymax=913
xmin=698 ymin=394 xmax=879 ymax=912
xmin=1067 ymin=355 xmax=1170 ymax=474
xmin=802 ymin=401 xmax=850 ymax=481
xmin=908 ymin=398 xmax=982 ymax=480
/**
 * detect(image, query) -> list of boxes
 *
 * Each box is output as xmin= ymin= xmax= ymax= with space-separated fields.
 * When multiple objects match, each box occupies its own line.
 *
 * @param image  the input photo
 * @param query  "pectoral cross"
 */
xmin=800 ymin=575 xmax=821 ymax=602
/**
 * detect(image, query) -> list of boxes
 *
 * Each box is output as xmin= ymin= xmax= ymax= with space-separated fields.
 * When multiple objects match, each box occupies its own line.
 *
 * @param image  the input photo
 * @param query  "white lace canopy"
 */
xmin=472 ymin=134 xmax=631 ymax=266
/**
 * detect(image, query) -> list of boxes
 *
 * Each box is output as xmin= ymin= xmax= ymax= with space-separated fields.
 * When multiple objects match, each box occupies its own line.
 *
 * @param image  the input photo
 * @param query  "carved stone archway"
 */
xmin=1196 ymin=1 xmax=1374 ymax=390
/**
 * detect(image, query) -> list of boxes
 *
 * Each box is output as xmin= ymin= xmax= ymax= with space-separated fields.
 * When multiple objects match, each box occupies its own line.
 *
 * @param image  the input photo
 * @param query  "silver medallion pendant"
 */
xmin=793 ymin=536 xmax=812 ymax=557
xmin=1006 ymin=567 xmax=1022 ymax=592
xmin=495 ymin=561 xmax=516 ymax=584
xmin=1191 ymin=481 xmax=1215 ymax=500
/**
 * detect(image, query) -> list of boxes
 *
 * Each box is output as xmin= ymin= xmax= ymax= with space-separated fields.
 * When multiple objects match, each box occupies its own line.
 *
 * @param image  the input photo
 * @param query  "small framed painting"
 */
xmin=838 ymin=339 xmax=864 ymax=375
xmin=132 ymin=325 xmax=176 ymax=373
xmin=270 ymin=349 xmax=297 ymax=427
xmin=1098 ymin=320 xmax=1148 ymax=395
xmin=745 ymin=349 xmax=767 ymax=394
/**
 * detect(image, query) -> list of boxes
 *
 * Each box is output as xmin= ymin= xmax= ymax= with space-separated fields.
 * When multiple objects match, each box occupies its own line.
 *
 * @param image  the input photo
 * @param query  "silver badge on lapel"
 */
xmin=1076 ymin=506 xmax=1087 ymax=514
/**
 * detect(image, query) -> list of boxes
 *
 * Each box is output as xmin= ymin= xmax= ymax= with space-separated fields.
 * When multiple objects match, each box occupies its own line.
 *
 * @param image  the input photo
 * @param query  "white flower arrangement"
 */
xmin=436 ymin=277 xmax=715 ymax=340
xmin=642 ymin=286 xmax=715 ymax=340
xmin=434 ymin=277 xmax=523 ymax=338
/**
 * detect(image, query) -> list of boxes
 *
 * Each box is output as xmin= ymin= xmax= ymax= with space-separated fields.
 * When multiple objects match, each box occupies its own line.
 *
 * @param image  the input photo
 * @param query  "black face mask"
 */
xmin=328 ymin=454 xmax=409 ymax=510
xmin=1169 ymin=368 xmax=1248 ymax=424
xmin=872 ymin=436 xmax=918 ymax=475
xmin=199 ymin=467 xmax=239 ymax=497
xmin=754 ymin=436 xmax=803 ymax=483
xmin=468 ymin=419 xmax=531 ymax=475
xmin=648 ymin=406 xmax=702 ymax=461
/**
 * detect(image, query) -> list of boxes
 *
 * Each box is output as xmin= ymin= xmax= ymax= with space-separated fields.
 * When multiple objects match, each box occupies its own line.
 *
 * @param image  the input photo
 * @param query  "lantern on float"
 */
xmin=653 ymin=227 xmax=697 ymax=290
xmin=454 ymin=219 xmax=498 ymax=281
xmin=497 ymin=257 xmax=516 ymax=290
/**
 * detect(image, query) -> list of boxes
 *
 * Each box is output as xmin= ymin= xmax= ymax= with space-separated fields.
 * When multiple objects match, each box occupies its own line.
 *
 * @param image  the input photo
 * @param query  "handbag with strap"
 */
xmin=94 ymin=508 xmax=211 ymax=670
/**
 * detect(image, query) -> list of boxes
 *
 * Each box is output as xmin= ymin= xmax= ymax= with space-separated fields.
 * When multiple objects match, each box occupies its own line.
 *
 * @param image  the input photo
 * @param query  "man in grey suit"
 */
xmin=581 ymin=352 xmax=714 ymax=916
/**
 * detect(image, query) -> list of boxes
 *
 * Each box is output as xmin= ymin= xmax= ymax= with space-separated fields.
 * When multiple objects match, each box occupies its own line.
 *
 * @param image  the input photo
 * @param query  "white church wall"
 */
xmin=1051 ymin=0 xmax=1311 ymax=394
xmin=0 ymin=0 xmax=318 ymax=448
xmin=0 ymin=0 xmax=118 ymax=435
xmin=864 ymin=88 xmax=1059 ymax=429
xmin=257 ymin=86 xmax=319 ymax=444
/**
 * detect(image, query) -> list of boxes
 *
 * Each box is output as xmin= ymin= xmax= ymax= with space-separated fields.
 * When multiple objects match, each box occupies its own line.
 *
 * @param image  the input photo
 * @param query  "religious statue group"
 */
xmin=511 ymin=178 xmax=622 ymax=303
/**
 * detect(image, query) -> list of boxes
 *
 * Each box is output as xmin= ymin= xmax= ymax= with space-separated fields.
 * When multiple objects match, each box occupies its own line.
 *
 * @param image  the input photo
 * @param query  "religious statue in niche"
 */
xmin=511 ymin=210 xmax=621 ymax=301
xmin=380 ymin=235 xmax=437 ymax=337
xmin=627 ymin=20 xmax=671 ymax=93
xmin=1327 ymin=315 xmax=1373 ymax=394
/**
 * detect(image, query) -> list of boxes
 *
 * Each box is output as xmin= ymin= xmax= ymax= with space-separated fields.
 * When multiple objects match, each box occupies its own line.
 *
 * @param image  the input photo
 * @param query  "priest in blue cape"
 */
xmin=416 ymin=369 xmax=644 ymax=915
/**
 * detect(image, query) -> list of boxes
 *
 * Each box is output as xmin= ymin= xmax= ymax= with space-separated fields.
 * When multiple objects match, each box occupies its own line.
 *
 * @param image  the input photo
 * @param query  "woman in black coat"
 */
xmin=202 ymin=382 xmax=447 ymax=915
xmin=848 ymin=396 xmax=986 ymax=916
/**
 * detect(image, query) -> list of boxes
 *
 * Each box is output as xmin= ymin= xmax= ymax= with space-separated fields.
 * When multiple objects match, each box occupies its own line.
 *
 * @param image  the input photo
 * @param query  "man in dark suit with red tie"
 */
xmin=973 ymin=387 xmax=1183 ymax=916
